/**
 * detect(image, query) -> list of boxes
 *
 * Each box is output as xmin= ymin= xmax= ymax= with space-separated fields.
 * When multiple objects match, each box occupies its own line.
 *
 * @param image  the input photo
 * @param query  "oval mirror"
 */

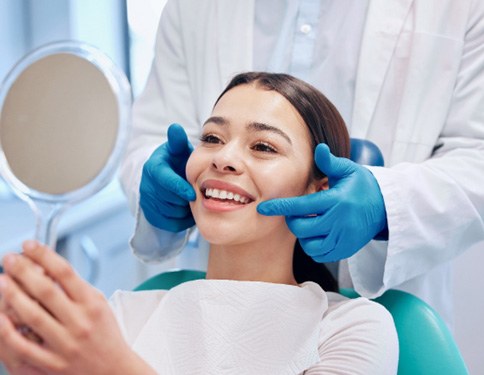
xmin=0 ymin=41 xmax=131 ymax=249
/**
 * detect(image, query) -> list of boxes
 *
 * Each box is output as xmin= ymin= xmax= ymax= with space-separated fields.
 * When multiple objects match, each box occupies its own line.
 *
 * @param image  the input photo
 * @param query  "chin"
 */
xmin=196 ymin=221 xmax=248 ymax=246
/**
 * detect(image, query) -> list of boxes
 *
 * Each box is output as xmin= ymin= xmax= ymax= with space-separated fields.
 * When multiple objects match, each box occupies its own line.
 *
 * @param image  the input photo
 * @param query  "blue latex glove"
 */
xmin=257 ymin=143 xmax=388 ymax=262
xmin=139 ymin=124 xmax=196 ymax=232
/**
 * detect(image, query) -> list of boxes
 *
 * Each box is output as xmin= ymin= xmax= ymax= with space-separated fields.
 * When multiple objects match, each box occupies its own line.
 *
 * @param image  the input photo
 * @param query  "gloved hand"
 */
xmin=257 ymin=143 xmax=388 ymax=262
xmin=139 ymin=123 xmax=196 ymax=232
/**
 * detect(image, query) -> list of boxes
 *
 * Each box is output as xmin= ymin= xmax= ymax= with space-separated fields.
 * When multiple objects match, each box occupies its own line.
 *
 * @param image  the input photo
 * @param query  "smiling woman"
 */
xmin=0 ymin=72 xmax=398 ymax=375
xmin=187 ymin=72 xmax=350 ymax=290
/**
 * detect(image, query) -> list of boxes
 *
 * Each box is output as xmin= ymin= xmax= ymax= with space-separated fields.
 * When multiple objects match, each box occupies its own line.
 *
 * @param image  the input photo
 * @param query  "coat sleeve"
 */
xmin=119 ymin=0 xmax=200 ymax=261
xmin=349 ymin=1 xmax=484 ymax=298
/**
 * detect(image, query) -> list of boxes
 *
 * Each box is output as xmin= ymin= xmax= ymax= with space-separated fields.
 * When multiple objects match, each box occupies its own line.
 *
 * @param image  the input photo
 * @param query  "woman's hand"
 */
xmin=0 ymin=241 xmax=155 ymax=375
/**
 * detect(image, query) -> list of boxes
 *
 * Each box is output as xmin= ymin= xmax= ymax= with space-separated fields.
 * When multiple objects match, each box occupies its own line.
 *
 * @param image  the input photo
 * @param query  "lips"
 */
xmin=200 ymin=180 xmax=255 ymax=205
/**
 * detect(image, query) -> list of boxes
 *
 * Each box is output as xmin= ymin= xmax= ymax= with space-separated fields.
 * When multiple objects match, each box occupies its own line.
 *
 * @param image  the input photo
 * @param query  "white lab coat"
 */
xmin=120 ymin=0 xmax=484 ymax=325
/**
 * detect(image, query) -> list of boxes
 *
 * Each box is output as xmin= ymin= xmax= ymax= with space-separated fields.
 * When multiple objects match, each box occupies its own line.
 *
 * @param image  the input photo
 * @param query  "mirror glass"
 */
xmin=0 ymin=41 xmax=131 ymax=248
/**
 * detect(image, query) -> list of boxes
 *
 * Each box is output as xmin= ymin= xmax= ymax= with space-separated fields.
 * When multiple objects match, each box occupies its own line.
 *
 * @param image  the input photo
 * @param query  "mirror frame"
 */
xmin=0 ymin=40 xmax=132 ymax=205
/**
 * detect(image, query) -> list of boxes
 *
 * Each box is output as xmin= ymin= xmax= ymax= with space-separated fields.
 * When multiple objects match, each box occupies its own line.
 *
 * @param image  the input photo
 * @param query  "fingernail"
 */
xmin=23 ymin=240 xmax=38 ymax=252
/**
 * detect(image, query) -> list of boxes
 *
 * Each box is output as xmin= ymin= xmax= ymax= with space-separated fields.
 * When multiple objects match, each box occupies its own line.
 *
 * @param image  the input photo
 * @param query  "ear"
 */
xmin=306 ymin=177 xmax=329 ymax=194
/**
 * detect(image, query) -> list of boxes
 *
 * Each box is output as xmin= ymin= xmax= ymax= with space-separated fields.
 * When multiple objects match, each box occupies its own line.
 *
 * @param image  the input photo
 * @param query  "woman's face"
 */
xmin=186 ymin=84 xmax=320 ymax=246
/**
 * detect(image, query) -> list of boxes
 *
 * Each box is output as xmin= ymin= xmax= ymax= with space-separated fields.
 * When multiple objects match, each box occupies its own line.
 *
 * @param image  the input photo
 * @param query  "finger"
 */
xmin=144 ymin=162 xmax=196 ymax=202
xmin=5 ymin=363 xmax=47 ymax=375
xmin=302 ymin=230 xmax=346 ymax=263
xmin=257 ymin=190 xmax=337 ymax=217
xmin=314 ymin=143 xmax=354 ymax=179
xmin=140 ymin=182 xmax=190 ymax=214
xmin=3 ymin=251 xmax=73 ymax=312
xmin=0 ymin=313 xmax=65 ymax=372
xmin=154 ymin=168 xmax=196 ymax=201
xmin=300 ymin=239 xmax=334 ymax=263
xmin=140 ymin=188 xmax=194 ymax=231
xmin=0 ymin=277 xmax=23 ymax=326
xmin=0 ymin=274 xmax=66 ymax=350
xmin=167 ymin=123 xmax=193 ymax=156
xmin=143 ymin=209 xmax=196 ymax=233
xmin=142 ymin=199 xmax=191 ymax=221
xmin=20 ymin=243 xmax=91 ymax=304
xmin=160 ymin=217 xmax=196 ymax=233
xmin=285 ymin=214 xmax=332 ymax=239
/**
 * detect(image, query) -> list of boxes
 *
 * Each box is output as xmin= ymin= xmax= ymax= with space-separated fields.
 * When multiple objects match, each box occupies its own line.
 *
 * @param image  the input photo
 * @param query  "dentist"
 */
xmin=120 ymin=0 xmax=484 ymax=326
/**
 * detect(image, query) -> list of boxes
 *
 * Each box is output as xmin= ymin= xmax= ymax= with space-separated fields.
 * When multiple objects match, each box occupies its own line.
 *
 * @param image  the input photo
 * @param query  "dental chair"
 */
xmin=134 ymin=139 xmax=469 ymax=374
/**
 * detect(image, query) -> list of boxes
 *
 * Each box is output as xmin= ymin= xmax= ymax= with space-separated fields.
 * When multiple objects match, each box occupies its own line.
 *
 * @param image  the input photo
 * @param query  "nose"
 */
xmin=211 ymin=143 xmax=243 ymax=174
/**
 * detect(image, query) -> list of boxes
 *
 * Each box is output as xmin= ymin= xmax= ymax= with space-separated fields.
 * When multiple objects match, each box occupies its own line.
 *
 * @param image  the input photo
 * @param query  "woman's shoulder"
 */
xmin=322 ymin=291 xmax=397 ymax=335
xmin=326 ymin=291 xmax=391 ymax=315
xmin=306 ymin=291 xmax=399 ymax=375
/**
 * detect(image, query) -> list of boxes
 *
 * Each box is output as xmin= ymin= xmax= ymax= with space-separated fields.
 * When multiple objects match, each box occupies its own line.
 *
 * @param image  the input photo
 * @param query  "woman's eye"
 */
xmin=200 ymin=134 xmax=222 ymax=144
xmin=252 ymin=142 xmax=277 ymax=153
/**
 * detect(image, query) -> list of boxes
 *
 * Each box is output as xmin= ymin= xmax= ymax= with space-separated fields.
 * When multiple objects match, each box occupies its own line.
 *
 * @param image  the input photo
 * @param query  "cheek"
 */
xmin=185 ymin=150 xmax=202 ymax=186
xmin=256 ymin=164 xmax=313 ymax=200
xmin=186 ymin=150 xmax=207 ymax=224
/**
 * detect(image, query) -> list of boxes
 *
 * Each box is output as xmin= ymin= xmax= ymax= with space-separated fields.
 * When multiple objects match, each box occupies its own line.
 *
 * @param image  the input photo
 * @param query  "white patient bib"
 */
xmin=131 ymin=280 xmax=327 ymax=374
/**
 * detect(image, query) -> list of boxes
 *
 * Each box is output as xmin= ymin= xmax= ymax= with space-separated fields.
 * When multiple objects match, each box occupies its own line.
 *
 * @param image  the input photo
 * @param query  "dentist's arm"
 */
xmin=257 ymin=144 xmax=387 ymax=262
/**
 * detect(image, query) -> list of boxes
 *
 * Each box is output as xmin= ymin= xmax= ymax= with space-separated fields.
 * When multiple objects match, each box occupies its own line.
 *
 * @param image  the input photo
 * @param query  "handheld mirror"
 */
xmin=0 ymin=41 xmax=131 ymax=249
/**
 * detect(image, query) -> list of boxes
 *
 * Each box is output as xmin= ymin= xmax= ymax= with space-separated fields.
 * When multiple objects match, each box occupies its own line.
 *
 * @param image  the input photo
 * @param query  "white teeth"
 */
xmin=204 ymin=188 xmax=250 ymax=203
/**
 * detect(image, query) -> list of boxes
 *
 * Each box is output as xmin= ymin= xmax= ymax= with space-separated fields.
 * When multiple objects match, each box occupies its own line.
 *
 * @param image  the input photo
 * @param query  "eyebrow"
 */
xmin=203 ymin=116 xmax=292 ymax=145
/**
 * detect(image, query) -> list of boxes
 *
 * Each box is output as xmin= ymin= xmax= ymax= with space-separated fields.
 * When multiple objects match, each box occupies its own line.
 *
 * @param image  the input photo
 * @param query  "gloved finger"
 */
xmin=314 ymin=143 xmax=355 ymax=179
xmin=299 ymin=237 xmax=328 ymax=260
xmin=155 ymin=198 xmax=192 ymax=220
xmin=146 ymin=163 xmax=196 ymax=202
xmin=171 ymin=216 xmax=195 ymax=232
xmin=141 ymin=199 xmax=194 ymax=232
xmin=140 ymin=179 xmax=193 ymax=209
xmin=300 ymin=228 xmax=339 ymax=261
xmin=312 ymin=251 xmax=343 ymax=263
xmin=167 ymin=123 xmax=194 ymax=156
xmin=141 ymin=194 xmax=192 ymax=220
xmin=160 ymin=173 xmax=196 ymax=201
xmin=285 ymin=214 xmax=332 ymax=239
xmin=257 ymin=189 xmax=337 ymax=217
xmin=154 ymin=215 xmax=196 ymax=233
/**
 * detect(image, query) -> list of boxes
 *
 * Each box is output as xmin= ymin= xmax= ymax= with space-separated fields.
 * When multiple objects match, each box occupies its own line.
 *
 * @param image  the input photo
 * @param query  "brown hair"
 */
xmin=215 ymin=72 xmax=350 ymax=178
xmin=215 ymin=72 xmax=351 ymax=292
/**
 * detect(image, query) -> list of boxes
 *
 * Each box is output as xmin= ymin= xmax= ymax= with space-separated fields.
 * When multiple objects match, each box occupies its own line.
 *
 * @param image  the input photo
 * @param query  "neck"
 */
xmin=206 ymin=235 xmax=297 ymax=285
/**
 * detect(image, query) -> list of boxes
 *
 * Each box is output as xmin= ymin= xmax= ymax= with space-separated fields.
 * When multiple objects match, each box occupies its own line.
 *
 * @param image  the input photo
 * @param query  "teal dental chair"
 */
xmin=134 ymin=139 xmax=468 ymax=374
xmin=135 ymin=269 xmax=469 ymax=375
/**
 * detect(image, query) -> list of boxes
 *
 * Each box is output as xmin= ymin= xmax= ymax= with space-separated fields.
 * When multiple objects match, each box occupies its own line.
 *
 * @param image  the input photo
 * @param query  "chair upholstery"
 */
xmin=340 ymin=288 xmax=469 ymax=375
xmin=350 ymin=138 xmax=384 ymax=166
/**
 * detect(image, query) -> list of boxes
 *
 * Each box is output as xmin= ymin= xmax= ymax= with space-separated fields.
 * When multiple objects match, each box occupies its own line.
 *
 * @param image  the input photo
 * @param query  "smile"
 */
xmin=200 ymin=180 xmax=255 ymax=209
xmin=204 ymin=188 xmax=251 ymax=204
